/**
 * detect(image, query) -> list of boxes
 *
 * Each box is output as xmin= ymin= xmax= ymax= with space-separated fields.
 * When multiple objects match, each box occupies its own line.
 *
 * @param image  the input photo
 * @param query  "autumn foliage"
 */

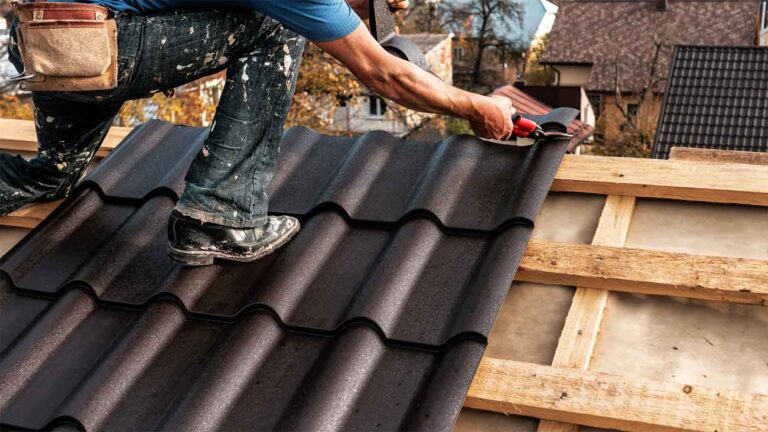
xmin=0 ymin=94 xmax=33 ymax=120
xmin=116 ymin=84 xmax=219 ymax=128
xmin=1 ymin=45 xmax=360 ymax=134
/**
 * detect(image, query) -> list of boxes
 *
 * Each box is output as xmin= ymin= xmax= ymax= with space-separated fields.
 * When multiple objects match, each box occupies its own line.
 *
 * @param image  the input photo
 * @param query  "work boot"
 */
xmin=167 ymin=210 xmax=301 ymax=266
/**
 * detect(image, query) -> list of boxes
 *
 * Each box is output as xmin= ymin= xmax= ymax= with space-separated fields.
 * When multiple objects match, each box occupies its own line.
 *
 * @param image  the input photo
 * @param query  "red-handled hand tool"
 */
xmin=511 ymin=114 xmax=572 ymax=141
xmin=511 ymin=114 xmax=540 ymax=138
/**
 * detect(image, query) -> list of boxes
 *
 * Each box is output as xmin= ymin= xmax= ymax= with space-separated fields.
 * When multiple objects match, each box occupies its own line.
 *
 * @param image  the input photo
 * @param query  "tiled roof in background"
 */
xmin=653 ymin=46 xmax=768 ymax=159
xmin=0 ymin=118 xmax=571 ymax=431
xmin=540 ymin=0 xmax=759 ymax=92
xmin=494 ymin=85 xmax=593 ymax=150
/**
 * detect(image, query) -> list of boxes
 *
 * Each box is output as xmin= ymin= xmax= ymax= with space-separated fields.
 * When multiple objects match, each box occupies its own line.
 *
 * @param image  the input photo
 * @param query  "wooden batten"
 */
xmin=516 ymin=240 xmax=768 ymax=305
xmin=466 ymin=358 xmax=768 ymax=432
xmin=552 ymin=154 xmax=768 ymax=207
xmin=670 ymin=147 xmax=768 ymax=166
xmin=0 ymin=200 xmax=63 ymax=229
xmin=536 ymin=195 xmax=636 ymax=432
xmin=0 ymin=118 xmax=130 ymax=158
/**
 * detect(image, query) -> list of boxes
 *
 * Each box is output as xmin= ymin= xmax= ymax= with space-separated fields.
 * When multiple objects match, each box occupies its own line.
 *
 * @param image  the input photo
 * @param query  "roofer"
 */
xmin=1 ymin=0 xmax=516 ymax=265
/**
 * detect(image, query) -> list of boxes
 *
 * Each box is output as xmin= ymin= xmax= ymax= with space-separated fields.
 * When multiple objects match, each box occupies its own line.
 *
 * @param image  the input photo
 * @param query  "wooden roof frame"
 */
xmin=2 ymin=123 xmax=768 ymax=431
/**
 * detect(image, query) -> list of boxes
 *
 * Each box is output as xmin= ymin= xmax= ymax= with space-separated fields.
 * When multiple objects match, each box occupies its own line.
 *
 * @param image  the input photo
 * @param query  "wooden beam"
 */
xmin=465 ymin=357 xmax=768 ymax=432
xmin=670 ymin=147 xmax=768 ymax=166
xmin=516 ymin=240 xmax=768 ymax=305
xmin=537 ymin=195 xmax=636 ymax=432
xmin=0 ymin=118 xmax=130 ymax=158
xmin=552 ymin=154 xmax=768 ymax=207
xmin=0 ymin=200 xmax=64 ymax=229
xmin=4 ymin=120 xmax=768 ymax=206
xmin=550 ymin=196 xmax=636 ymax=368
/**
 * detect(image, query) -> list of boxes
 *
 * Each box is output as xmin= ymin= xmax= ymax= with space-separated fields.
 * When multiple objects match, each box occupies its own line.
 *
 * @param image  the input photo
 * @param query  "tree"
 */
xmin=0 ymin=38 xmax=359 ymax=133
xmin=440 ymin=0 xmax=524 ymax=91
xmin=0 ymin=94 xmax=32 ymax=120
xmin=523 ymin=34 xmax=555 ymax=86
xmin=116 ymin=83 xmax=218 ymax=127
xmin=590 ymin=37 xmax=667 ymax=157
xmin=399 ymin=0 xmax=443 ymax=33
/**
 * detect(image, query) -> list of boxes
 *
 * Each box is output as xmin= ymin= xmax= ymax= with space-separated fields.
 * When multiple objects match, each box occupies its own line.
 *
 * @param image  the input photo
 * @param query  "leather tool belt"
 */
xmin=10 ymin=1 xmax=118 ymax=92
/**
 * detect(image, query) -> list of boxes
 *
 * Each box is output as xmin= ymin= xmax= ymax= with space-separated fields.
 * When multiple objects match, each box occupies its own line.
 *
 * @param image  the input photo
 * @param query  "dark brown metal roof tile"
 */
xmin=0 ymin=111 xmax=576 ymax=431
xmin=1 ymin=188 xmax=531 ymax=345
xmin=84 ymin=121 xmax=568 ymax=232
xmin=0 ymin=284 xmax=483 ymax=432
xmin=269 ymin=127 xmax=567 ymax=231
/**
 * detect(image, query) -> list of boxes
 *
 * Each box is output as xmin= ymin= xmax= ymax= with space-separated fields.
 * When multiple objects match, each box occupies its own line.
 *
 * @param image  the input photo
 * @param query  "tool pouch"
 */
xmin=11 ymin=1 xmax=118 ymax=92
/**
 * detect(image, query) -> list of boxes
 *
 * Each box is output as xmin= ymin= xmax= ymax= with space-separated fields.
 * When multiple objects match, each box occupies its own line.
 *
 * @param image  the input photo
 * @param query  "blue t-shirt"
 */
xmin=59 ymin=0 xmax=362 ymax=42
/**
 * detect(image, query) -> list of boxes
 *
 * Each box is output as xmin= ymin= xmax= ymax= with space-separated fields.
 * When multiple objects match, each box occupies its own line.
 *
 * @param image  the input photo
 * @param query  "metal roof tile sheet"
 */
xmin=0 ymin=284 xmax=483 ymax=432
xmin=0 ymin=114 xmax=574 ymax=431
xmin=86 ymin=121 xmax=565 ymax=232
xmin=1 ymin=189 xmax=531 ymax=345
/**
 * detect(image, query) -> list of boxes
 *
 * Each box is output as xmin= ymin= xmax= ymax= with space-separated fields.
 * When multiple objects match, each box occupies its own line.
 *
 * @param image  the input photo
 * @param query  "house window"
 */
xmin=453 ymin=47 xmax=464 ymax=62
xmin=627 ymin=103 xmax=640 ymax=119
xmin=368 ymin=95 xmax=387 ymax=117
xmin=762 ymin=0 xmax=768 ymax=31
xmin=587 ymin=93 xmax=602 ymax=118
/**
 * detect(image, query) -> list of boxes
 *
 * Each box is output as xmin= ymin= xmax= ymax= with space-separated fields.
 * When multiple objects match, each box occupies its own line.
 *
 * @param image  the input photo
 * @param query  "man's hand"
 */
xmin=348 ymin=0 xmax=410 ymax=20
xmin=470 ymin=95 xmax=516 ymax=140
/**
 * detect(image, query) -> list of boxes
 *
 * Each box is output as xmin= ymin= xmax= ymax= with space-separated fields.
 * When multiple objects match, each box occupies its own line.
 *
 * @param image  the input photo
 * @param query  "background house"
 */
xmin=653 ymin=45 xmax=768 ymax=159
xmin=332 ymin=33 xmax=453 ymax=136
xmin=761 ymin=0 xmax=768 ymax=45
xmin=540 ymin=0 xmax=761 ymax=152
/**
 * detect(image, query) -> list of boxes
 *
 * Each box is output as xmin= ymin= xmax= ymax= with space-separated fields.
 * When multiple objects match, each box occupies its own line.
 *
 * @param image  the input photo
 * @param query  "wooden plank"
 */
xmin=670 ymin=147 xmax=768 ymax=166
xmin=552 ymin=154 xmax=768 ymax=207
xmin=550 ymin=196 xmax=636 ymax=368
xmin=0 ymin=200 xmax=64 ymax=229
xmin=537 ymin=196 xmax=636 ymax=432
xmin=465 ymin=357 xmax=768 ymax=432
xmin=516 ymin=240 xmax=768 ymax=305
xmin=4 ymin=120 xmax=768 ymax=205
xmin=0 ymin=118 xmax=131 ymax=158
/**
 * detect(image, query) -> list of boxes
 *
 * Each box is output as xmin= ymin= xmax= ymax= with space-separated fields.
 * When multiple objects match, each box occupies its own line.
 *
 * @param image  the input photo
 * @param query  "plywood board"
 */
xmin=591 ymin=198 xmax=768 ymax=396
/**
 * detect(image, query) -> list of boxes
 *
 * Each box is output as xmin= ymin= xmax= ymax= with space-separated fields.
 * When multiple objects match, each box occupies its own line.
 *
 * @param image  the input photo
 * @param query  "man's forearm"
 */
xmin=363 ymin=57 xmax=489 ymax=123
xmin=315 ymin=25 xmax=514 ymax=139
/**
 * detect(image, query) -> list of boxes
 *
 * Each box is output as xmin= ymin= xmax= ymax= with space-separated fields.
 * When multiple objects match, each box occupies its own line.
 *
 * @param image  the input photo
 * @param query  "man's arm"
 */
xmin=315 ymin=25 xmax=515 ymax=140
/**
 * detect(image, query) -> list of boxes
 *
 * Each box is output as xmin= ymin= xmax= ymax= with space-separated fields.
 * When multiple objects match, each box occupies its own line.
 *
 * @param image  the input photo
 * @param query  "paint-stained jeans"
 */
xmin=3 ymin=10 xmax=305 ymax=228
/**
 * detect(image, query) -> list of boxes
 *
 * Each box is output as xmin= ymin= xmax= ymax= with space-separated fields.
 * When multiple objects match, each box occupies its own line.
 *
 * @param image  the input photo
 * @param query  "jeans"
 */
xmin=3 ymin=9 xmax=306 ymax=228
